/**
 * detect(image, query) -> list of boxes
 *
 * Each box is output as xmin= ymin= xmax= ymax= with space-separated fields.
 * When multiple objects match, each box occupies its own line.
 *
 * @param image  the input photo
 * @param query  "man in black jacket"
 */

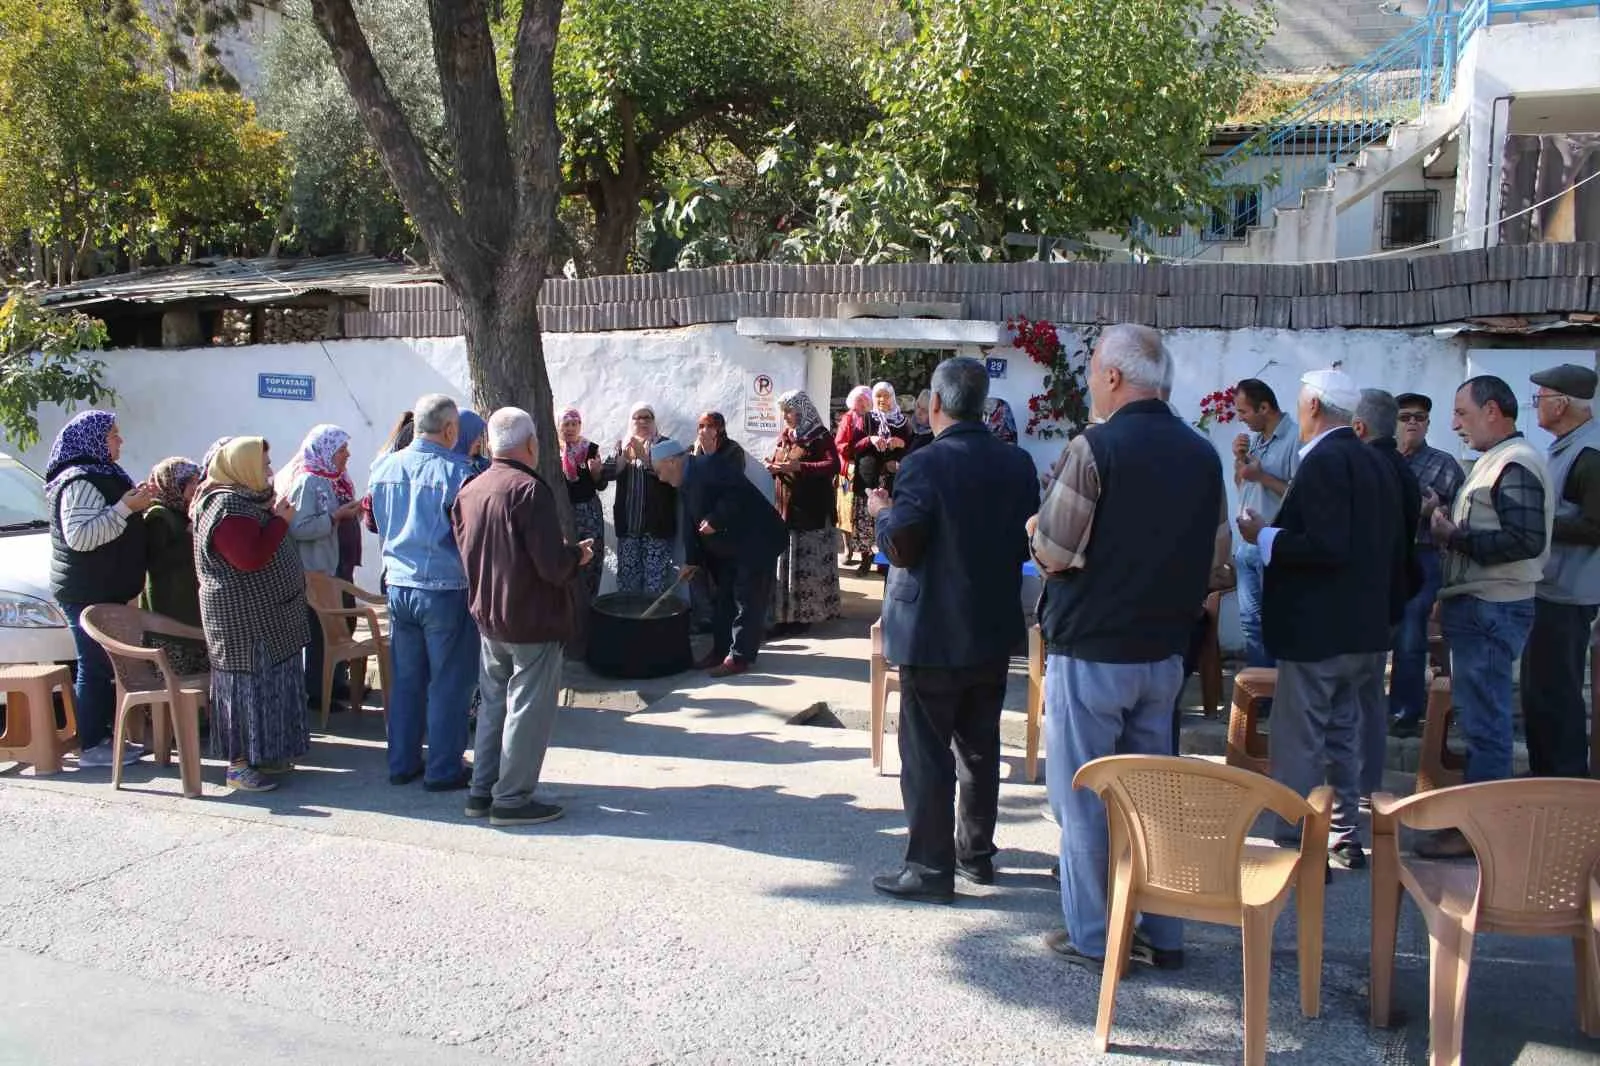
xmin=1238 ymin=369 xmax=1402 ymax=871
xmin=654 ymin=438 xmax=787 ymax=678
xmin=868 ymin=356 xmax=1039 ymax=904
xmin=1352 ymin=388 xmax=1421 ymax=798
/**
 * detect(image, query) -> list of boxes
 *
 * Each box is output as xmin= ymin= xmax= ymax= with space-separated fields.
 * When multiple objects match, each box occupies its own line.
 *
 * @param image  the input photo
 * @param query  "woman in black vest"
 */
xmin=44 ymin=410 xmax=153 ymax=769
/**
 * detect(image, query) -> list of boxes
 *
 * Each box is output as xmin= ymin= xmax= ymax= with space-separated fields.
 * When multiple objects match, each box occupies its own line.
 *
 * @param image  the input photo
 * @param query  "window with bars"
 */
xmin=1382 ymin=190 xmax=1439 ymax=249
xmin=1204 ymin=188 xmax=1261 ymax=241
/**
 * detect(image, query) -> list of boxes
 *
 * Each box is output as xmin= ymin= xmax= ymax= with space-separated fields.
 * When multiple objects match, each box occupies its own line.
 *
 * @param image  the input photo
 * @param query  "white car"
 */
xmin=0 ymin=450 xmax=77 ymax=665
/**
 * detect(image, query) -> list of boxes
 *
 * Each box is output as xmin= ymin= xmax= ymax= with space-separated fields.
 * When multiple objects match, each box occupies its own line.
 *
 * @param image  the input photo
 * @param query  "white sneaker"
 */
xmin=75 ymin=741 xmax=144 ymax=768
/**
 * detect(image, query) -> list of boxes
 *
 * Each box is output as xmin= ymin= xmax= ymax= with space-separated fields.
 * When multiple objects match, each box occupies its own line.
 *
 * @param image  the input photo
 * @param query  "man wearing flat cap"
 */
xmin=1524 ymin=363 xmax=1600 ymax=777
xmin=1238 ymin=368 xmax=1402 ymax=870
xmin=1387 ymin=392 xmax=1464 ymax=738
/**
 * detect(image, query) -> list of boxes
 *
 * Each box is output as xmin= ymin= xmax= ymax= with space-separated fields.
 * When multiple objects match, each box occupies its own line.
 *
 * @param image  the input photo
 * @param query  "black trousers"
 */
xmin=1520 ymin=598 xmax=1596 ymax=777
xmin=898 ymin=658 xmax=1009 ymax=874
xmin=709 ymin=556 xmax=774 ymax=665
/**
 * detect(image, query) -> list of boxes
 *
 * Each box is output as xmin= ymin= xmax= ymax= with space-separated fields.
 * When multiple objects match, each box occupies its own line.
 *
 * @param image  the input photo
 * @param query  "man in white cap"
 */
xmin=1238 ymin=367 xmax=1402 ymax=871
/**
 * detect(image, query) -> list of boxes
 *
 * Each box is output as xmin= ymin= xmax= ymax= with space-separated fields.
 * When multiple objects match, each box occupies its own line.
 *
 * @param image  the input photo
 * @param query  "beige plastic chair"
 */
xmin=1370 ymin=779 xmax=1600 ymax=1065
xmin=868 ymin=619 xmax=898 ymax=773
xmin=305 ymin=572 xmax=391 ymax=731
xmin=78 ymin=605 xmax=208 ymax=798
xmin=1073 ymin=755 xmax=1332 ymax=1066
xmin=1023 ymin=624 xmax=1046 ymax=782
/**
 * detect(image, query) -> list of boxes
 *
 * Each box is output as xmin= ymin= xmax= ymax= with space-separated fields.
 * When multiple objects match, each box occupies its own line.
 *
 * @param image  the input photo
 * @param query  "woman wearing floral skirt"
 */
xmin=193 ymin=437 xmax=310 ymax=793
xmin=604 ymin=402 xmax=678 ymax=595
xmin=768 ymin=390 xmax=841 ymax=636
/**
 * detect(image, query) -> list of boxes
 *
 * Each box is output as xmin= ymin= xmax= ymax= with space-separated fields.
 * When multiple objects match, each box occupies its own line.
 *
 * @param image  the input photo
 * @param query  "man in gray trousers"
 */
xmin=453 ymin=407 xmax=593 ymax=827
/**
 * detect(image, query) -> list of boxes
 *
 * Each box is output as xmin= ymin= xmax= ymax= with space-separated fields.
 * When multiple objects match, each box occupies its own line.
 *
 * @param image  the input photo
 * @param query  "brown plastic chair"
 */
xmin=1197 ymin=589 xmax=1227 ymax=718
xmin=1226 ymin=667 xmax=1275 ymax=778
xmin=1370 ymin=779 xmax=1600 ymax=1065
xmin=1590 ymin=635 xmax=1599 ymax=780
xmin=1073 ymin=755 xmax=1331 ymax=1066
xmin=0 ymin=664 xmax=79 ymax=774
xmin=305 ymin=572 xmax=391 ymax=731
xmin=78 ymin=605 xmax=208 ymax=798
xmin=1024 ymin=624 xmax=1046 ymax=781
xmin=868 ymin=619 xmax=898 ymax=773
xmin=1414 ymin=674 xmax=1465 ymax=795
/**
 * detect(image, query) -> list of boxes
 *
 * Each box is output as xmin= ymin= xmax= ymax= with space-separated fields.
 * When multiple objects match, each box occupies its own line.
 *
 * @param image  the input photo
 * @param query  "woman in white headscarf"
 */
xmin=843 ymin=382 xmax=910 ymax=576
xmin=767 ymin=390 xmax=843 ymax=634
xmin=279 ymin=424 xmax=363 ymax=708
xmin=603 ymin=401 xmax=679 ymax=595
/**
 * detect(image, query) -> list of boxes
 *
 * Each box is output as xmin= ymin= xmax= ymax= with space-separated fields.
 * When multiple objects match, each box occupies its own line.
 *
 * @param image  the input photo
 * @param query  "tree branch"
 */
xmin=507 ymin=0 xmax=564 ymax=278
xmin=308 ymin=0 xmax=471 ymax=276
xmin=638 ymin=90 xmax=773 ymax=159
xmin=426 ymin=0 xmax=516 ymax=262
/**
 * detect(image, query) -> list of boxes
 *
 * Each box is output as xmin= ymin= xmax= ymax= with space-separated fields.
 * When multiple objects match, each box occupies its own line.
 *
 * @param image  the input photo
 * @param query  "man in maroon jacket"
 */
xmin=452 ymin=407 xmax=593 ymax=828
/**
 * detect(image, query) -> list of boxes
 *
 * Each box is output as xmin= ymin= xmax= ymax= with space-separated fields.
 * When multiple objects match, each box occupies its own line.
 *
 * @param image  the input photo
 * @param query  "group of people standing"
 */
xmin=46 ymin=413 xmax=379 ymax=790
xmin=869 ymin=327 xmax=1600 ymax=975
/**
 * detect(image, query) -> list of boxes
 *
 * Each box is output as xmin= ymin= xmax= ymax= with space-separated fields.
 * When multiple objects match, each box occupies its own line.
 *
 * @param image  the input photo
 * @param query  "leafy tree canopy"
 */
xmin=0 ymin=292 xmax=112 ymax=451
xmin=0 ymin=0 xmax=288 ymax=282
xmin=779 ymin=0 xmax=1271 ymax=263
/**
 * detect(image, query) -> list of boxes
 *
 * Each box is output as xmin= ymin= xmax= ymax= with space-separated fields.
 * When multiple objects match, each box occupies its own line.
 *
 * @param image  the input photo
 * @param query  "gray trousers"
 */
xmin=1269 ymin=653 xmax=1385 ymax=848
xmin=469 ymin=638 xmax=564 ymax=809
xmin=1357 ymin=642 xmax=1392 ymax=798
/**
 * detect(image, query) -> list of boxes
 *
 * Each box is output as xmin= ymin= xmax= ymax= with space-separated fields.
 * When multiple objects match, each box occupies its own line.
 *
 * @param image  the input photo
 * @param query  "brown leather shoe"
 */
xmin=707 ymin=657 xmax=749 ymax=678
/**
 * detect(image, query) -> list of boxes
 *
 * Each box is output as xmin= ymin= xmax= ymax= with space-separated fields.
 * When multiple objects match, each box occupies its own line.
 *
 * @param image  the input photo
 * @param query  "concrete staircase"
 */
xmin=1218 ymin=103 xmax=1464 ymax=263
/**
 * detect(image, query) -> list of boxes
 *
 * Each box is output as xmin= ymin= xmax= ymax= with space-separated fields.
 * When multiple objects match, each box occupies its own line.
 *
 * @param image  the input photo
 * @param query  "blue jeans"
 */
xmin=385 ymin=586 xmax=479 ymax=784
xmin=61 ymin=602 xmax=114 ymax=750
xmin=1388 ymin=550 xmax=1443 ymax=724
xmin=1233 ymin=543 xmax=1272 ymax=669
xmin=1438 ymin=595 xmax=1535 ymax=784
xmin=1045 ymin=654 xmax=1184 ymax=958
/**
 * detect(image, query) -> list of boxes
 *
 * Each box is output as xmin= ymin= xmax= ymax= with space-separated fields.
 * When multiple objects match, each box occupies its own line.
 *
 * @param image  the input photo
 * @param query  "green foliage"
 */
xmin=0 ymin=0 xmax=288 ymax=282
xmin=0 ymin=292 xmax=111 ymax=451
xmin=259 ymin=0 xmax=444 ymax=255
xmin=780 ymin=0 xmax=1272 ymax=263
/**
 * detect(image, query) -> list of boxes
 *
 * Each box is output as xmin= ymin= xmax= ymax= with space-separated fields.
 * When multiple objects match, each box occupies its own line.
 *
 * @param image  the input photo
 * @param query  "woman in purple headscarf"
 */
xmin=44 ymin=410 xmax=154 ymax=768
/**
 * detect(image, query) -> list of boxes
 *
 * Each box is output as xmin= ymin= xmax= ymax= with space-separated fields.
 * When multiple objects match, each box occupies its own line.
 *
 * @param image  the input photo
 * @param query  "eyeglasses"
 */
xmin=1397 ymin=412 xmax=1429 ymax=424
xmin=1529 ymin=392 xmax=1561 ymax=408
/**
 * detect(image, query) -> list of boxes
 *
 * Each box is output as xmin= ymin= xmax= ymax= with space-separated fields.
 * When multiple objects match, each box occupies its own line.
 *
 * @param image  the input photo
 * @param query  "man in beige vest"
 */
xmin=1425 ymin=375 xmax=1554 ymax=858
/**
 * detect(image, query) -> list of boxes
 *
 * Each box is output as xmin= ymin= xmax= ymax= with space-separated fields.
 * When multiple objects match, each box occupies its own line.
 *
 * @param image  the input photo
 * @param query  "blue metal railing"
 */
xmin=1160 ymin=0 xmax=1600 ymax=261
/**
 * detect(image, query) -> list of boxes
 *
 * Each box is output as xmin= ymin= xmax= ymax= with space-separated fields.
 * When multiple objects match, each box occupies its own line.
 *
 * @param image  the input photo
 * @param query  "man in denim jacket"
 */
xmin=370 ymin=393 xmax=480 ymax=790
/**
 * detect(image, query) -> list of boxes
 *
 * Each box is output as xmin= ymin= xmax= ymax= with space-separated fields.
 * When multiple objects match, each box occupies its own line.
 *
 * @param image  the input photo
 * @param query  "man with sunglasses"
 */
xmin=1388 ymin=393 xmax=1465 ymax=738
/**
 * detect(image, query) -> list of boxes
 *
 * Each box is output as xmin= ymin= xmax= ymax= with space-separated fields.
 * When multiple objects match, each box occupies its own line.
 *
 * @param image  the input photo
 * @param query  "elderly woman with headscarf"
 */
xmin=907 ymin=388 xmax=935 ymax=456
xmin=844 ymin=382 xmax=911 ymax=576
xmin=767 ymin=391 xmax=842 ymax=635
xmin=140 ymin=457 xmax=208 ymax=677
xmin=983 ymin=397 xmax=1020 ymax=445
xmin=559 ymin=407 xmax=609 ymax=603
xmin=277 ymin=424 xmax=363 ymax=708
xmin=193 ymin=437 xmax=308 ymax=792
xmin=43 ymin=410 xmax=153 ymax=768
xmin=835 ymin=386 xmax=871 ymax=565
xmin=603 ymin=401 xmax=678 ymax=595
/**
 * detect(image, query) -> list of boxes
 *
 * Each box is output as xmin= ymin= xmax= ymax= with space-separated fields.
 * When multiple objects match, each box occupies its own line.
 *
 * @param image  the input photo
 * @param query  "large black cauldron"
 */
xmin=585 ymin=593 xmax=692 ymax=679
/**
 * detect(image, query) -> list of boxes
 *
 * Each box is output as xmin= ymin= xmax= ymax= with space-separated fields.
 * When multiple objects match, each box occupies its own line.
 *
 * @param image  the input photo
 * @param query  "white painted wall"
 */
xmin=15 ymin=324 xmax=825 ymax=592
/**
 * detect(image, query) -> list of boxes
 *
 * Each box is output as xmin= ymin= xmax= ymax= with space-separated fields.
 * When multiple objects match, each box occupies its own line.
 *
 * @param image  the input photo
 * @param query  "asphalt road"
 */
xmin=2 ymin=681 xmax=1595 ymax=1065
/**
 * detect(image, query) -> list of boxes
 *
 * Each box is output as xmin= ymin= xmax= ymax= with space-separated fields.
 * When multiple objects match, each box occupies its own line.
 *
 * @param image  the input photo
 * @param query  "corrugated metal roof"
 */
xmin=34 ymin=254 xmax=440 ymax=311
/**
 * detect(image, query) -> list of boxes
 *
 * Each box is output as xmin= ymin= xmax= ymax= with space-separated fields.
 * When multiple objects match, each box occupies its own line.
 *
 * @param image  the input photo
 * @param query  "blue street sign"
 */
xmin=258 ymin=373 xmax=316 ymax=402
xmin=985 ymin=357 xmax=1007 ymax=380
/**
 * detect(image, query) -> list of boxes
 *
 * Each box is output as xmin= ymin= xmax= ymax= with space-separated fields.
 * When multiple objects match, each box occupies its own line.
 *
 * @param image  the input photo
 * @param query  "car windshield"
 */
xmin=0 ymin=455 xmax=52 ymax=530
